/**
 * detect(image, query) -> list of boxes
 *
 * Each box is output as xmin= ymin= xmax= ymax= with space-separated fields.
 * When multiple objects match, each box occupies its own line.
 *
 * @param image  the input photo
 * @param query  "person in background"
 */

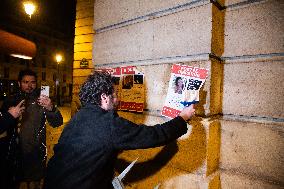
xmin=1 ymin=69 xmax=63 ymax=189
xmin=44 ymin=71 xmax=195 ymax=189
xmin=0 ymin=100 xmax=25 ymax=189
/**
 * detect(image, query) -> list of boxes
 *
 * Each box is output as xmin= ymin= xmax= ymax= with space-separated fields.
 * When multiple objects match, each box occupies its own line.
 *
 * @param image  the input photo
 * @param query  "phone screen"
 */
xmin=40 ymin=86 xmax=50 ymax=97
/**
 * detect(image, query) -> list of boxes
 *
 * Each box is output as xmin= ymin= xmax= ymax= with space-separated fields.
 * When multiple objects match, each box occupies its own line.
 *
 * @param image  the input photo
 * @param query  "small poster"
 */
xmin=120 ymin=66 xmax=144 ymax=112
xmin=96 ymin=66 xmax=145 ymax=112
xmin=161 ymin=64 xmax=209 ymax=119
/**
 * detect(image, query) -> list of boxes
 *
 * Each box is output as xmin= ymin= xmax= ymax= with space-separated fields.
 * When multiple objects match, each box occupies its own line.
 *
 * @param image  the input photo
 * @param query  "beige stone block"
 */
xmin=220 ymin=119 xmax=284 ymax=184
xmin=223 ymin=60 xmax=284 ymax=118
xmin=224 ymin=0 xmax=244 ymax=7
xmin=75 ymin=26 xmax=94 ymax=36
xmin=74 ymin=51 xmax=93 ymax=61
xmin=118 ymin=164 xmax=219 ymax=189
xmin=74 ymin=42 xmax=93 ymax=52
xmin=76 ymin=8 xmax=94 ymax=19
xmin=117 ymin=114 xmax=221 ymax=178
xmin=221 ymin=170 xmax=282 ymax=189
xmin=224 ymin=0 xmax=284 ymax=57
xmin=152 ymin=4 xmax=212 ymax=59
xmin=140 ymin=64 xmax=171 ymax=111
xmin=74 ymin=34 xmax=93 ymax=44
xmin=75 ymin=17 xmax=94 ymax=28
xmin=93 ymin=20 xmax=154 ymax=65
xmin=94 ymin=4 xmax=212 ymax=65
xmin=94 ymin=0 xmax=140 ymax=30
xmin=94 ymin=0 xmax=208 ymax=30
xmin=138 ymin=0 xmax=197 ymax=18
xmin=122 ymin=166 xmax=189 ymax=189
xmin=116 ymin=154 xmax=220 ymax=189
xmin=160 ymin=172 xmax=220 ymax=189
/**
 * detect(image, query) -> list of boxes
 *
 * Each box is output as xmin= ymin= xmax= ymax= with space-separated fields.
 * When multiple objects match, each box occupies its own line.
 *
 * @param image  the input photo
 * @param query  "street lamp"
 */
xmin=55 ymin=54 xmax=63 ymax=106
xmin=55 ymin=54 xmax=63 ymax=63
xmin=23 ymin=1 xmax=36 ymax=19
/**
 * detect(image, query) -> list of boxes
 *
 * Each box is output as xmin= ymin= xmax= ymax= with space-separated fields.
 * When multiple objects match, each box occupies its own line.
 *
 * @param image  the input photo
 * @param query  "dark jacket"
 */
xmin=0 ymin=110 xmax=17 ymax=189
xmin=0 ymin=110 xmax=16 ymax=135
xmin=1 ymin=90 xmax=63 ymax=182
xmin=45 ymin=103 xmax=187 ymax=189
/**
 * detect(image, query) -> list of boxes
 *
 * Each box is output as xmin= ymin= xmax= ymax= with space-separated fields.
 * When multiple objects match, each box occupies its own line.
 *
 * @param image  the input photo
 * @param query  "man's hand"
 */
xmin=179 ymin=104 xmax=195 ymax=121
xmin=38 ymin=95 xmax=54 ymax=111
xmin=8 ymin=100 xmax=25 ymax=118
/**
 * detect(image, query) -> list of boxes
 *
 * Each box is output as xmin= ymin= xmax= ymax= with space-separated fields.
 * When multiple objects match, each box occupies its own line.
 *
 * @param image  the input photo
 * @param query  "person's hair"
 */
xmin=18 ymin=69 xmax=37 ymax=81
xmin=175 ymin=77 xmax=182 ymax=86
xmin=79 ymin=71 xmax=114 ymax=106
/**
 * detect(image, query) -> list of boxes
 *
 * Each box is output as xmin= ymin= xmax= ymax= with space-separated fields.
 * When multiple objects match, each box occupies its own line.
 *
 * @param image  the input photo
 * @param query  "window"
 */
xmin=63 ymin=74 xmax=66 ymax=82
xmin=42 ymin=60 xmax=46 ymax=68
xmin=42 ymin=72 xmax=46 ymax=81
xmin=53 ymin=73 xmax=57 ymax=81
xmin=20 ymin=59 xmax=26 ymax=65
xmin=4 ymin=67 xmax=9 ymax=78
xmin=4 ymin=55 xmax=10 ymax=63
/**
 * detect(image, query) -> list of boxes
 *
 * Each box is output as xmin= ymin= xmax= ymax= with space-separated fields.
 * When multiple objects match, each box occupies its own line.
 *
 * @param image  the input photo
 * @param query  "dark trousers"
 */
xmin=0 ymin=136 xmax=18 ymax=189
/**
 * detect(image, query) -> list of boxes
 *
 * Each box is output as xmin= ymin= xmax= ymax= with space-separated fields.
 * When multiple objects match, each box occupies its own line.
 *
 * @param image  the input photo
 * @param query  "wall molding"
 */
xmin=95 ymin=53 xmax=212 ymax=68
xmin=222 ymin=53 xmax=284 ymax=64
xmin=222 ymin=114 xmax=284 ymax=124
xmin=95 ymin=0 xmax=210 ymax=33
xmin=225 ymin=0 xmax=267 ymax=11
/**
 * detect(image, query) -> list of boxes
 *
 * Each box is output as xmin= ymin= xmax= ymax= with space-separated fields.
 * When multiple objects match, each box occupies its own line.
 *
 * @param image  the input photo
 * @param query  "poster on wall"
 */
xmin=161 ymin=64 xmax=209 ymax=119
xmin=96 ymin=66 xmax=145 ymax=112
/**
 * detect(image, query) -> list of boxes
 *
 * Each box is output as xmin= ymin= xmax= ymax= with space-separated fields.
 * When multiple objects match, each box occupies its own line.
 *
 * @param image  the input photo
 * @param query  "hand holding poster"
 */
xmin=162 ymin=64 xmax=209 ymax=118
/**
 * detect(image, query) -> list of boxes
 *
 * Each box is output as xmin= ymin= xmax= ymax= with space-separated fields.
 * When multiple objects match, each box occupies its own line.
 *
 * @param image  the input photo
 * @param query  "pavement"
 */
xmin=46 ymin=104 xmax=72 ymax=160
xmin=57 ymin=103 xmax=72 ymax=123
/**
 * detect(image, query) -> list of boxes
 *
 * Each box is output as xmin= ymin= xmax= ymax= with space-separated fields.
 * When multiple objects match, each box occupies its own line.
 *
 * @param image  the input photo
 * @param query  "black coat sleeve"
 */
xmin=0 ymin=98 xmax=18 ymax=134
xmin=45 ymin=108 xmax=63 ymax=127
xmin=0 ymin=111 xmax=16 ymax=134
xmin=110 ymin=113 xmax=188 ymax=150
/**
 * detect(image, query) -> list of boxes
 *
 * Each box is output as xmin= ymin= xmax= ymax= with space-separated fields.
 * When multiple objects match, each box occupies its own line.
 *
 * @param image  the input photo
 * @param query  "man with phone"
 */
xmin=0 ymin=69 xmax=63 ymax=189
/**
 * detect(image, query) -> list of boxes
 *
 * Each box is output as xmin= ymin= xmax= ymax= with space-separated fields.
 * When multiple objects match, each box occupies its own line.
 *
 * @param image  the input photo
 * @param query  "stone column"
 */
xmin=72 ymin=0 xmax=95 ymax=115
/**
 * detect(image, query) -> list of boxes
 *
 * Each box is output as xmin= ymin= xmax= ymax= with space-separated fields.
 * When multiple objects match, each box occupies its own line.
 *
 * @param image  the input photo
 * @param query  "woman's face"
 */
xmin=177 ymin=79 xmax=183 ymax=87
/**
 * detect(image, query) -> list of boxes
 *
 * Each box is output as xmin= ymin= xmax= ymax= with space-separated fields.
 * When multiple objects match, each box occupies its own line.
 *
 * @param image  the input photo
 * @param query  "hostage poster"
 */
xmin=161 ymin=64 xmax=209 ymax=119
xmin=96 ymin=66 xmax=145 ymax=112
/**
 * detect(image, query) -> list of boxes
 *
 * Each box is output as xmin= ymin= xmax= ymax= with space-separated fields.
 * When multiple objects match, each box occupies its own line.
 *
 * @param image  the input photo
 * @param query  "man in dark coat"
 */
xmin=1 ymin=69 xmax=63 ymax=189
xmin=44 ymin=71 xmax=195 ymax=189
xmin=0 ymin=100 xmax=25 ymax=189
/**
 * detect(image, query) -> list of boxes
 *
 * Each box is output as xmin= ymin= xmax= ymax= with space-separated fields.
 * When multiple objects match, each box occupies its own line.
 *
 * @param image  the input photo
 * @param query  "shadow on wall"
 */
xmin=115 ymin=119 xmax=207 ymax=185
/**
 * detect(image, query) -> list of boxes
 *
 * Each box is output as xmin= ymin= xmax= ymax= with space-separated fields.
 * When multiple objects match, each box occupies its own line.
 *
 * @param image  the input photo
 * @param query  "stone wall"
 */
xmin=71 ymin=0 xmax=284 ymax=188
xmin=220 ymin=0 xmax=284 ymax=188
xmin=72 ymin=0 xmax=95 ymax=115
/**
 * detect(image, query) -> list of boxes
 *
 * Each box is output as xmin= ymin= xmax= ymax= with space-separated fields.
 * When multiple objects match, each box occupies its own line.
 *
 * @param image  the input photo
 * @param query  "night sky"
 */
xmin=0 ymin=0 xmax=76 ymax=39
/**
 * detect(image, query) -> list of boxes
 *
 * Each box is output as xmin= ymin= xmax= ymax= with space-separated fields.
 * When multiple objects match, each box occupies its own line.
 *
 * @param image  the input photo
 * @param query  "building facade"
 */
xmin=0 ymin=24 xmax=73 ymax=105
xmin=72 ymin=0 xmax=284 ymax=188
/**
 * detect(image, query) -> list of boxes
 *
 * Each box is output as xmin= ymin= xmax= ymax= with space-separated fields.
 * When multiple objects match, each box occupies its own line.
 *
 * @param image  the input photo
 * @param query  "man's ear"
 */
xmin=18 ymin=81 xmax=21 ymax=87
xmin=101 ymin=93 xmax=108 ymax=102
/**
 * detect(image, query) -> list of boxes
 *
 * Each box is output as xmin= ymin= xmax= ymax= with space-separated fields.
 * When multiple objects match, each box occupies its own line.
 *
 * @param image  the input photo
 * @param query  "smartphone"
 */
xmin=40 ymin=86 xmax=50 ymax=97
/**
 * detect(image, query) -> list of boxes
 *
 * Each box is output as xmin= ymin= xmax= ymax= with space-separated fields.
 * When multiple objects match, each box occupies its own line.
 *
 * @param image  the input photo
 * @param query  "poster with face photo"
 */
xmin=162 ymin=64 xmax=209 ymax=119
